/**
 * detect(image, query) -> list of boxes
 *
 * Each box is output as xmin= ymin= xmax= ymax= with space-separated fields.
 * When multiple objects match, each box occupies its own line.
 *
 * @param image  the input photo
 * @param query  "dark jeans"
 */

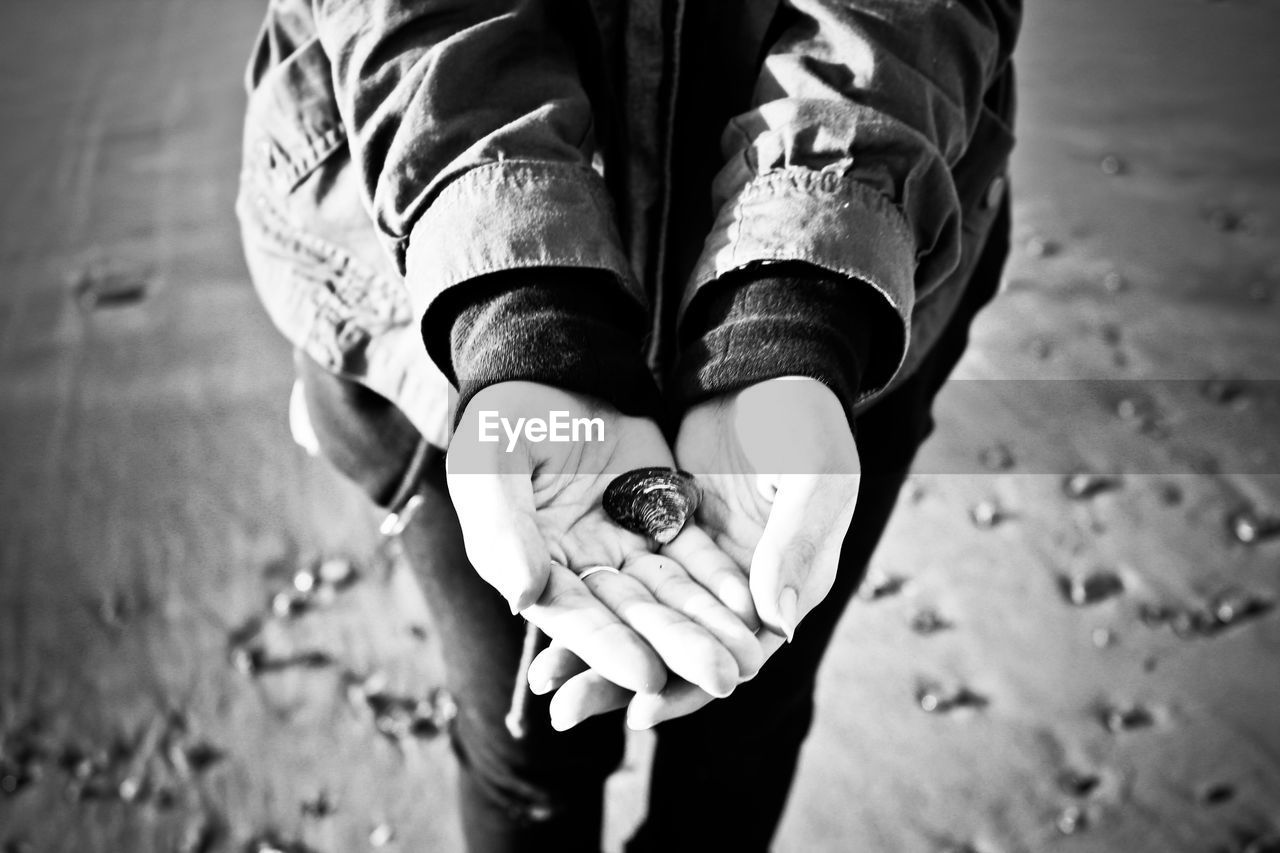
xmin=297 ymin=202 xmax=1009 ymax=852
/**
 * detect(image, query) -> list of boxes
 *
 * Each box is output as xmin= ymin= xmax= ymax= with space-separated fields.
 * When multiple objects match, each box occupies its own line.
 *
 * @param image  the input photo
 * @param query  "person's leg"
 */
xmin=628 ymin=198 xmax=1012 ymax=852
xmin=398 ymin=458 xmax=627 ymax=853
xmin=625 ymin=469 xmax=909 ymax=853
xmin=298 ymin=356 xmax=626 ymax=853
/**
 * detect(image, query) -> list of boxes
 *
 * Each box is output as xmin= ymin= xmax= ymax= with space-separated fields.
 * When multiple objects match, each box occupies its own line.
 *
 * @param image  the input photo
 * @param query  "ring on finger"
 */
xmin=578 ymin=565 xmax=621 ymax=582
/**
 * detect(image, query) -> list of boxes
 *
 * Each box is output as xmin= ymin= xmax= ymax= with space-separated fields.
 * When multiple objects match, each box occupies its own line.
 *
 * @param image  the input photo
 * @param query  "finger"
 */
xmin=549 ymin=671 xmax=633 ymax=731
xmin=626 ymin=677 xmax=713 ymax=730
xmin=585 ymin=568 xmax=739 ymax=698
xmin=749 ymin=474 xmax=858 ymax=640
xmin=447 ymin=467 xmax=550 ymax=613
xmin=523 ymin=564 xmax=667 ymax=694
xmin=624 ymin=552 xmax=764 ymax=680
xmin=661 ymin=524 xmax=760 ymax=632
xmin=626 ymin=630 xmax=787 ymax=730
xmin=527 ymin=643 xmax=588 ymax=695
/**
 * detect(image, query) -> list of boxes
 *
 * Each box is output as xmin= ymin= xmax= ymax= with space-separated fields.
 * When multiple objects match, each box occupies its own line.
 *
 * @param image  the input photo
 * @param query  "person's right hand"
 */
xmin=525 ymin=377 xmax=859 ymax=729
xmin=446 ymin=381 xmax=763 ymax=702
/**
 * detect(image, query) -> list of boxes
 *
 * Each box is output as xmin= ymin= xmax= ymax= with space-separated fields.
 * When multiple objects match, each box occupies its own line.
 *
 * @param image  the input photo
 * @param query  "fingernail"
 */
xmin=777 ymin=586 xmax=798 ymax=642
xmin=710 ymin=657 xmax=738 ymax=698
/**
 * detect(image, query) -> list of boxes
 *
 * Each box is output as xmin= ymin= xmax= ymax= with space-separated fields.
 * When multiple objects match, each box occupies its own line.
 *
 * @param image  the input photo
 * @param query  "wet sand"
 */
xmin=1 ymin=0 xmax=1278 ymax=850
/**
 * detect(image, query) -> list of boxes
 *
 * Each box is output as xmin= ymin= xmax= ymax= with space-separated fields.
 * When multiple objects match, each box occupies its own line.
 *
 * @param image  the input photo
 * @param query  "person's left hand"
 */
xmin=530 ymin=378 xmax=861 ymax=730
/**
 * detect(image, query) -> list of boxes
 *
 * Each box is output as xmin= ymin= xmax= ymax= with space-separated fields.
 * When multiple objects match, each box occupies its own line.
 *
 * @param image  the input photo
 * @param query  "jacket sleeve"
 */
xmin=310 ymin=0 xmax=659 ymax=422
xmin=676 ymin=0 xmax=1021 ymax=414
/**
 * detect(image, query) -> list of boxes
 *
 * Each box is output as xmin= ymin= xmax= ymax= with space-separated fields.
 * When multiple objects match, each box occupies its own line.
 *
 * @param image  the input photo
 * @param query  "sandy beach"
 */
xmin=1 ymin=0 xmax=1278 ymax=850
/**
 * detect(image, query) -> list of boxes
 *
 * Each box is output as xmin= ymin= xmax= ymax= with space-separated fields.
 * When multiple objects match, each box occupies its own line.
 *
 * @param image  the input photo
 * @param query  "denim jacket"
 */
xmin=236 ymin=0 xmax=1019 ymax=450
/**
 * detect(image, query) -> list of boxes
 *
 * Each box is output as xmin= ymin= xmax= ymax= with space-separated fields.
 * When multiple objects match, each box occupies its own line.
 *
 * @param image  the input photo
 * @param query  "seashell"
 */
xmin=603 ymin=468 xmax=700 ymax=544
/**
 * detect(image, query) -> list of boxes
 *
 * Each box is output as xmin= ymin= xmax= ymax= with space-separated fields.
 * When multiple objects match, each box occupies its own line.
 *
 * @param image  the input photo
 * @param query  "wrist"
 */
xmin=671 ymin=263 xmax=877 ymax=433
xmin=423 ymin=268 xmax=663 ymax=431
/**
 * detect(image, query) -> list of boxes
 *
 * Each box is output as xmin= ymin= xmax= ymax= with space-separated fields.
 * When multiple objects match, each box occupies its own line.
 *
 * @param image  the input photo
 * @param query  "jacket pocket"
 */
xmin=244 ymin=32 xmax=347 ymax=196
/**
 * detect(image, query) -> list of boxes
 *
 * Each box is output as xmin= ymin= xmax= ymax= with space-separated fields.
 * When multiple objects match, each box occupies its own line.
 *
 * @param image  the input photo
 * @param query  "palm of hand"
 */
xmin=449 ymin=383 xmax=761 ymax=699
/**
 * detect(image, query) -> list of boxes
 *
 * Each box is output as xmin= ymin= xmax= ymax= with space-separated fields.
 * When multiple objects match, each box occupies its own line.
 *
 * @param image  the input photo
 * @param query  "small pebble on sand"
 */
xmin=1056 ymin=804 xmax=1089 ymax=835
xmin=1101 ymin=703 xmax=1155 ymax=733
xmin=369 ymin=824 xmax=396 ymax=848
xmin=910 ymin=609 xmax=954 ymax=635
xmin=917 ymin=682 xmax=989 ymax=714
xmin=316 ymin=557 xmax=358 ymax=589
xmin=71 ymin=265 xmax=150 ymax=309
xmin=1058 ymin=769 xmax=1102 ymax=797
xmin=1200 ymin=376 xmax=1248 ymax=406
xmin=1102 ymin=270 xmax=1128 ymax=293
xmin=1205 ymin=205 xmax=1246 ymax=233
xmin=300 ymin=790 xmax=336 ymax=818
xmin=1025 ymin=235 xmax=1060 ymax=258
xmin=1059 ymin=571 xmax=1125 ymax=606
xmin=1063 ymin=471 xmax=1121 ymax=500
xmin=862 ymin=574 xmax=909 ymax=601
xmin=1198 ymin=782 xmax=1235 ymax=805
xmin=1241 ymin=836 xmax=1280 ymax=853
xmin=978 ymin=443 xmax=1016 ymax=471
xmin=1228 ymin=507 xmax=1280 ymax=544
xmin=969 ymin=500 xmax=1006 ymax=529
xmin=1099 ymin=155 xmax=1127 ymax=176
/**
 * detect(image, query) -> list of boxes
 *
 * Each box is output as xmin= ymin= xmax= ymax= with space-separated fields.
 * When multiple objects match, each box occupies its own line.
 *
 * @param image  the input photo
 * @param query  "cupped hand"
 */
xmin=533 ymin=377 xmax=860 ymax=729
xmin=446 ymin=381 xmax=763 ymax=700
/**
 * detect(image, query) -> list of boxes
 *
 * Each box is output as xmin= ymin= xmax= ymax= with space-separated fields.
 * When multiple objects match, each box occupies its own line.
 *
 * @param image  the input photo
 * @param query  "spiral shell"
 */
xmin=603 ymin=468 xmax=701 ymax=544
